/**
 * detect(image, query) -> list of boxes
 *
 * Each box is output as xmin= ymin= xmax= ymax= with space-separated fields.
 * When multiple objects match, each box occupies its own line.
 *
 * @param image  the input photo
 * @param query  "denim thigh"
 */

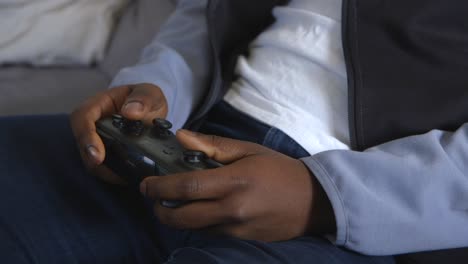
xmin=0 ymin=115 xmax=161 ymax=263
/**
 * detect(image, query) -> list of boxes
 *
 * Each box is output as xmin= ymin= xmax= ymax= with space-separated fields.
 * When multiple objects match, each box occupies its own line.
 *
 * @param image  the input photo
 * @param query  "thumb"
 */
xmin=121 ymin=84 xmax=168 ymax=124
xmin=176 ymin=130 xmax=267 ymax=163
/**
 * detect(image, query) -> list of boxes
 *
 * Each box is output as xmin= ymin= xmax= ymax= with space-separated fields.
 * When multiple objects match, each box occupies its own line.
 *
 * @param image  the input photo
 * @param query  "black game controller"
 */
xmin=96 ymin=115 xmax=222 ymax=208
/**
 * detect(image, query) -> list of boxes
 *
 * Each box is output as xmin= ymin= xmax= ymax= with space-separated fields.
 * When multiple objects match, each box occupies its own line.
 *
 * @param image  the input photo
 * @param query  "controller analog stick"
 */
xmin=153 ymin=118 xmax=172 ymax=130
xmin=112 ymin=114 xmax=125 ymax=129
xmin=153 ymin=118 xmax=173 ymax=136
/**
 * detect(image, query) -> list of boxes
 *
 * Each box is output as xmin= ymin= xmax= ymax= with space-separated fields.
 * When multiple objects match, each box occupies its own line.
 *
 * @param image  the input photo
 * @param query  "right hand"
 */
xmin=70 ymin=83 xmax=168 ymax=184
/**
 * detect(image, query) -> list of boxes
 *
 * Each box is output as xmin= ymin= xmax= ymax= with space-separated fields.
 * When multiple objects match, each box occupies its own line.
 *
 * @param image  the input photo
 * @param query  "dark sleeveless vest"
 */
xmin=188 ymin=0 xmax=468 ymax=151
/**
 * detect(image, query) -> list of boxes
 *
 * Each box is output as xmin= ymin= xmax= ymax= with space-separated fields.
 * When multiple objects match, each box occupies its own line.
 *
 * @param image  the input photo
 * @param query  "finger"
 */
xmin=70 ymin=87 xmax=131 ymax=166
xmin=176 ymin=130 xmax=269 ymax=164
xmin=141 ymin=168 xmax=244 ymax=201
xmin=155 ymin=200 xmax=232 ymax=230
xmin=121 ymin=84 xmax=168 ymax=124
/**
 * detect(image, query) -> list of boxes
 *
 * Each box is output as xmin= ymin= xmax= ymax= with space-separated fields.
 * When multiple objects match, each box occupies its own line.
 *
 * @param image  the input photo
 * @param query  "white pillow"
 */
xmin=0 ymin=0 xmax=129 ymax=66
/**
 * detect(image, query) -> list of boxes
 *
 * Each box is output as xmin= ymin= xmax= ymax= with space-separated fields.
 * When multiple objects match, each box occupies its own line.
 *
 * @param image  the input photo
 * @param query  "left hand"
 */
xmin=140 ymin=130 xmax=336 ymax=242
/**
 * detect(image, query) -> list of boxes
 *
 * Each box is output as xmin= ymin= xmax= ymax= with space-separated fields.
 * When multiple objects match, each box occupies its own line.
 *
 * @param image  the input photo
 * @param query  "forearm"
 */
xmin=110 ymin=0 xmax=212 ymax=129
xmin=303 ymin=123 xmax=468 ymax=255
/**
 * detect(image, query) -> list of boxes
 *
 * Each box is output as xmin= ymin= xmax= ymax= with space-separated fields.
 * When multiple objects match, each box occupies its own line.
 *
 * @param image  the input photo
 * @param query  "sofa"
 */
xmin=0 ymin=0 xmax=174 ymax=116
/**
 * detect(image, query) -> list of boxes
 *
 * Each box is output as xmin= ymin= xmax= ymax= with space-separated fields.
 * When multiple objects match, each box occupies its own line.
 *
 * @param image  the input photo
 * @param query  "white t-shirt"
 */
xmin=224 ymin=0 xmax=350 ymax=155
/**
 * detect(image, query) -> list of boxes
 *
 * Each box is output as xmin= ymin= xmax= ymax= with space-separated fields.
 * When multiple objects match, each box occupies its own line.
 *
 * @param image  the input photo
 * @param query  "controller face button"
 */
xmin=183 ymin=150 xmax=205 ymax=164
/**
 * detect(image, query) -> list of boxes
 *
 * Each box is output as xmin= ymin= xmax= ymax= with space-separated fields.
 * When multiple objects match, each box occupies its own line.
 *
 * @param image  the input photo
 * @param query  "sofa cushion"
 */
xmin=0 ymin=67 xmax=109 ymax=115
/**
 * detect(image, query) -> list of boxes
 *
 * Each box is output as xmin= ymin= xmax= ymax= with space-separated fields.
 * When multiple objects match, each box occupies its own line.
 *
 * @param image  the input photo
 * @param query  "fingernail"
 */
xmin=140 ymin=181 xmax=147 ymax=196
xmin=124 ymin=101 xmax=144 ymax=113
xmin=86 ymin=145 xmax=99 ymax=160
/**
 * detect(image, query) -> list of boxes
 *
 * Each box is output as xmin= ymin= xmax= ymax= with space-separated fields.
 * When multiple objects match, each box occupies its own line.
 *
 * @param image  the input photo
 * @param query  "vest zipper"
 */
xmin=342 ymin=0 xmax=360 ymax=150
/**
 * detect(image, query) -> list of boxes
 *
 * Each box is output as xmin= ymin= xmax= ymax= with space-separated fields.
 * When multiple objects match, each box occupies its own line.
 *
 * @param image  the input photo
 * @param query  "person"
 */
xmin=1 ymin=0 xmax=467 ymax=263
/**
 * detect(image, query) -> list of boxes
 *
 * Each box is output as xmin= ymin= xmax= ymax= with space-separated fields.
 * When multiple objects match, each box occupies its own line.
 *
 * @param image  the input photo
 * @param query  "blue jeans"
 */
xmin=0 ymin=102 xmax=395 ymax=264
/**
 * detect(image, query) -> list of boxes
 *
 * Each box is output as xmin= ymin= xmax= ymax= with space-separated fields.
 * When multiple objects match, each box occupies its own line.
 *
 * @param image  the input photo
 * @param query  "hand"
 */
xmin=141 ymin=130 xmax=336 ymax=242
xmin=70 ymin=83 xmax=168 ymax=184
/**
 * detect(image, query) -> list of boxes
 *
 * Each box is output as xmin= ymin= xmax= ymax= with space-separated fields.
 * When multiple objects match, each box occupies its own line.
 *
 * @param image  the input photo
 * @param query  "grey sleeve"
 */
xmin=302 ymin=123 xmax=468 ymax=255
xmin=110 ymin=0 xmax=211 ymax=130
